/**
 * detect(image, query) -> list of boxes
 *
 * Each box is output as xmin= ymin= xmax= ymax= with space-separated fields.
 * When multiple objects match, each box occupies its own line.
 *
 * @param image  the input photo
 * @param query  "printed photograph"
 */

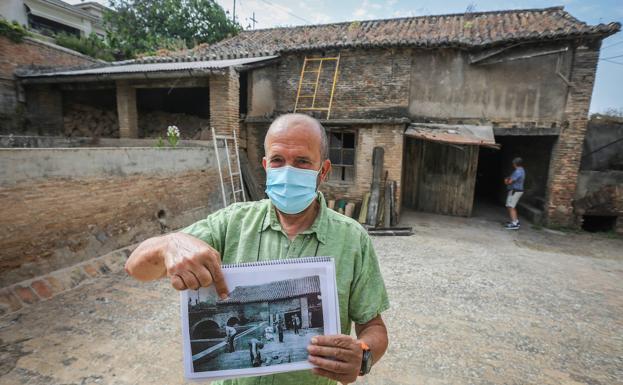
xmin=187 ymin=274 xmax=325 ymax=372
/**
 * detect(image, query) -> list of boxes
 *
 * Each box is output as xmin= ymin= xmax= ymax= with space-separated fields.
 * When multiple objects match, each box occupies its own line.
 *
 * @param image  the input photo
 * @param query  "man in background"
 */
xmin=225 ymin=323 xmax=237 ymax=352
xmin=293 ymin=314 xmax=301 ymax=336
xmin=248 ymin=338 xmax=264 ymax=367
xmin=504 ymin=157 xmax=526 ymax=230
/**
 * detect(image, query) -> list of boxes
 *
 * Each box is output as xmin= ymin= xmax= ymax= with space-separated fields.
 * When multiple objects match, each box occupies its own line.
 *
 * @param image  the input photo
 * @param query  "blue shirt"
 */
xmin=508 ymin=167 xmax=525 ymax=191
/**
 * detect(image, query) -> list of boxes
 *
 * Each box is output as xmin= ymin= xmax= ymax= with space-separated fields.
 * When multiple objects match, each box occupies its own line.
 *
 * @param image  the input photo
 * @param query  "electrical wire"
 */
xmin=258 ymin=0 xmax=311 ymax=24
xmin=602 ymin=58 xmax=623 ymax=66
xmin=602 ymin=41 xmax=623 ymax=50
xmin=601 ymin=53 xmax=623 ymax=60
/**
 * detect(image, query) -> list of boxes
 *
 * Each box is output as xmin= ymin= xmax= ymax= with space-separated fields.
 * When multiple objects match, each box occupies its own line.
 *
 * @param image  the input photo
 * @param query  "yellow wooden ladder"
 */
xmin=293 ymin=54 xmax=340 ymax=119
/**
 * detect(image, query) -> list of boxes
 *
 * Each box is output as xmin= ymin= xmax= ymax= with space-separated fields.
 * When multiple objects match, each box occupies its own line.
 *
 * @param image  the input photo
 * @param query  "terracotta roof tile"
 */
xmin=219 ymin=276 xmax=320 ymax=304
xmin=166 ymin=6 xmax=618 ymax=62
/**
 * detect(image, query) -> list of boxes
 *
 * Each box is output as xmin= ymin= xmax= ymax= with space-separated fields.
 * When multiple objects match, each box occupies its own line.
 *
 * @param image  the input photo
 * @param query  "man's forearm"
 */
xmin=355 ymin=315 xmax=388 ymax=366
xmin=125 ymin=234 xmax=169 ymax=281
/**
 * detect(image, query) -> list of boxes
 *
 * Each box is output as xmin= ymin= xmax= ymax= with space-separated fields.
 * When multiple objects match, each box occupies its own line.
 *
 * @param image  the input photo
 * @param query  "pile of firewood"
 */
xmin=63 ymin=104 xmax=119 ymax=137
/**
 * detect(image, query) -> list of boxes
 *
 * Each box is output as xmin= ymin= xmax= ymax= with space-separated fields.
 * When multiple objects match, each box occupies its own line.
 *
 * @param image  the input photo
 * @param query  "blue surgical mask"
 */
xmin=265 ymin=165 xmax=322 ymax=214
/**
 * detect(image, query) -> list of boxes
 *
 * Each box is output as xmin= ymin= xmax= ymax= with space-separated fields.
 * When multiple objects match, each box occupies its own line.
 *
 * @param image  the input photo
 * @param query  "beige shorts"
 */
xmin=506 ymin=190 xmax=524 ymax=208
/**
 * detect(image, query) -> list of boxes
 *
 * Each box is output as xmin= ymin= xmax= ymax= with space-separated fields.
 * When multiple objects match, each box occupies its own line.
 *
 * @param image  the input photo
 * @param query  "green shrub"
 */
xmin=54 ymin=32 xmax=115 ymax=61
xmin=0 ymin=18 xmax=29 ymax=43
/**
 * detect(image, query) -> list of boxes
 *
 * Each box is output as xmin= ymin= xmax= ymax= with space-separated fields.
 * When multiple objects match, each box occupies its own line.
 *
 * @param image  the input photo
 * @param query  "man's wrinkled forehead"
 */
xmin=265 ymin=118 xmax=322 ymax=155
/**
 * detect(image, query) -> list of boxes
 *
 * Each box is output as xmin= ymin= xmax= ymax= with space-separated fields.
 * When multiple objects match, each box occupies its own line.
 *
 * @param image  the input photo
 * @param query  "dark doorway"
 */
xmin=307 ymin=294 xmax=323 ymax=328
xmin=474 ymin=135 xmax=557 ymax=218
xmin=137 ymin=87 xmax=209 ymax=118
xmin=239 ymin=71 xmax=248 ymax=115
xmin=226 ymin=317 xmax=240 ymax=326
xmin=192 ymin=319 xmax=222 ymax=339
xmin=582 ymin=215 xmax=617 ymax=232
xmin=474 ymin=146 xmax=504 ymax=203
xmin=284 ymin=310 xmax=301 ymax=330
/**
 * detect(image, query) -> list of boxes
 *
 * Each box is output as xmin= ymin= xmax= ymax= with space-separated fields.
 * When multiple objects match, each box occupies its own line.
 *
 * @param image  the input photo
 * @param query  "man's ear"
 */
xmin=320 ymin=159 xmax=331 ymax=182
xmin=262 ymin=157 xmax=267 ymax=170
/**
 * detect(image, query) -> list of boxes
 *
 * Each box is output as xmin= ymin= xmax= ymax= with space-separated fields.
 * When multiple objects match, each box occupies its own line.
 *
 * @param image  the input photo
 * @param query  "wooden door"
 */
xmin=403 ymin=138 xmax=479 ymax=216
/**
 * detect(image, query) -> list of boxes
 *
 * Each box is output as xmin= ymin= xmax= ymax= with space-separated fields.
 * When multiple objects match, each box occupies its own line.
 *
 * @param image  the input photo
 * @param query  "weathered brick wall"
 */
xmin=244 ymin=121 xmax=270 ymax=190
xmin=210 ymin=68 xmax=240 ymax=136
xmin=320 ymin=124 xmax=404 ymax=213
xmin=0 ymin=147 xmax=228 ymax=287
xmin=0 ymin=36 xmax=97 ymax=133
xmin=24 ymin=84 xmax=64 ymax=135
xmin=545 ymin=41 xmax=601 ymax=227
xmin=246 ymin=41 xmax=597 ymax=225
xmin=273 ymin=48 xmax=411 ymax=119
xmin=261 ymin=45 xmax=570 ymax=124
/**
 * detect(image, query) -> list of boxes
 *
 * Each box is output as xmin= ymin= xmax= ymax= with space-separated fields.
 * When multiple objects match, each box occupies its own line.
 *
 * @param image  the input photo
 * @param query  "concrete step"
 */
xmin=517 ymin=201 xmax=543 ymax=225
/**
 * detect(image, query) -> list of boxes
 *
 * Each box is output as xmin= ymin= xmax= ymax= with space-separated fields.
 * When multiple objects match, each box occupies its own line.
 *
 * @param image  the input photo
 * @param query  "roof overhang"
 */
xmin=25 ymin=0 xmax=101 ymax=25
xmin=17 ymin=56 xmax=280 ymax=84
xmin=405 ymin=123 xmax=500 ymax=149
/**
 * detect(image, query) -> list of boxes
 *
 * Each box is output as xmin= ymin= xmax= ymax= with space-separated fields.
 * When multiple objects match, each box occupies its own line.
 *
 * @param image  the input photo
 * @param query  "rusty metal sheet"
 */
xmin=405 ymin=123 xmax=500 ymax=149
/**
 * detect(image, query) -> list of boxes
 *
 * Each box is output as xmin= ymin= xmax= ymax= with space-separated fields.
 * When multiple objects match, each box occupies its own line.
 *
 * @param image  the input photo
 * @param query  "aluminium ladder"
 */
xmin=293 ymin=54 xmax=340 ymax=119
xmin=211 ymin=127 xmax=246 ymax=207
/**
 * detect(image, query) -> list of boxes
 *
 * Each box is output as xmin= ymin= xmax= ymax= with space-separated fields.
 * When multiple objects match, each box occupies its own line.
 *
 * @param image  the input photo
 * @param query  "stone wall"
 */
xmin=0 ymin=36 xmax=98 ymax=133
xmin=0 ymin=146 xmax=229 ymax=287
xmin=581 ymin=115 xmax=623 ymax=171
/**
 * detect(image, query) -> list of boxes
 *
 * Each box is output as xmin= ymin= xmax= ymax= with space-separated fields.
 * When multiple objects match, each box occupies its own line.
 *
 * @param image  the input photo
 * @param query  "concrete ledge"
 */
xmin=0 ymin=145 xmax=219 ymax=184
xmin=0 ymin=135 xmax=213 ymax=148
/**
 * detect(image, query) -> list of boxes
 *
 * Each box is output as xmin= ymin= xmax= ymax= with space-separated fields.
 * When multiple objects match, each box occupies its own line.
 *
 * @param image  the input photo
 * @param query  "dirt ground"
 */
xmin=1 ymin=208 xmax=622 ymax=385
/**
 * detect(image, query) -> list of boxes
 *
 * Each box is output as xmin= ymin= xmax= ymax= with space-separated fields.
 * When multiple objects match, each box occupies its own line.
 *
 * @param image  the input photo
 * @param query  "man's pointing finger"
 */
xmin=200 ymin=250 xmax=229 ymax=298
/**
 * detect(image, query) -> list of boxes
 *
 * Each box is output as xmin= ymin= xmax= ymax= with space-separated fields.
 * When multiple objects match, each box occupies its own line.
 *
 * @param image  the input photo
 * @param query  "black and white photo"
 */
xmin=180 ymin=257 xmax=339 ymax=381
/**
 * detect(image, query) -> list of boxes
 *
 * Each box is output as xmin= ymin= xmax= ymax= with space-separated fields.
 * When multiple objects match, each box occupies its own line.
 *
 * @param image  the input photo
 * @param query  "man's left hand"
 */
xmin=307 ymin=335 xmax=363 ymax=384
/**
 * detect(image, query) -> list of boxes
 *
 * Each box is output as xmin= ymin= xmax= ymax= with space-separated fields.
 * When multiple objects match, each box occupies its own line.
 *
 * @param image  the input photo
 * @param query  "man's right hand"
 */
xmin=125 ymin=232 xmax=229 ymax=297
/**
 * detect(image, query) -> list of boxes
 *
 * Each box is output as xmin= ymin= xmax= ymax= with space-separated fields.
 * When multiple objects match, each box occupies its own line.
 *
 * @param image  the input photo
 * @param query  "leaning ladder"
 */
xmin=211 ymin=127 xmax=246 ymax=207
xmin=293 ymin=54 xmax=340 ymax=119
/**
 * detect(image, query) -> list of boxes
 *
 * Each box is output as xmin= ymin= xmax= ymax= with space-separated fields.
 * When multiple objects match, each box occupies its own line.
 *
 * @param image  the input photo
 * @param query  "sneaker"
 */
xmin=503 ymin=221 xmax=520 ymax=227
xmin=505 ymin=222 xmax=520 ymax=230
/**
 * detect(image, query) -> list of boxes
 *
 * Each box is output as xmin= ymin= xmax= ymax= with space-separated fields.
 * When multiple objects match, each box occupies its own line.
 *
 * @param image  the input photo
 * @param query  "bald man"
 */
xmin=125 ymin=113 xmax=390 ymax=385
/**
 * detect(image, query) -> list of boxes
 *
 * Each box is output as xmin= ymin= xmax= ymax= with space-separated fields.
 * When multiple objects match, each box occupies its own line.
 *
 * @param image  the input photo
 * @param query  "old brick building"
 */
xmin=14 ymin=6 xmax=621 ymax=227
xmin=189 ymin=275 xmax=323 ymax=338
xmin=0 ymin=34 xmax=99 ymax=133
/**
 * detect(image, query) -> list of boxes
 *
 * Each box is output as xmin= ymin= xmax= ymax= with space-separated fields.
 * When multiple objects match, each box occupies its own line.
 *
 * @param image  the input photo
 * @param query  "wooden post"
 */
xmin=391 ymin=180 xmax=399 ymax=226
xmin=366 ymin=147 xmax=384 ymax=226
xmin=384 ymin=182 xmax=392 ymax=228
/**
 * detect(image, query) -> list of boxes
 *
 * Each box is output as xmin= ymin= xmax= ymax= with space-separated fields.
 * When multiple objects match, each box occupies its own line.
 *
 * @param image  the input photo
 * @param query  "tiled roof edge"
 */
xmin=242 ymin=6 xmax=569 ymax=34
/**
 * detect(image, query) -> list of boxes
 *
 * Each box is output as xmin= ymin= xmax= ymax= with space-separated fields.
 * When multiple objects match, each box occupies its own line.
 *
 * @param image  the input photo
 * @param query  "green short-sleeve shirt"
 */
xmin=180 ymin=193 xmax=390 ymax=385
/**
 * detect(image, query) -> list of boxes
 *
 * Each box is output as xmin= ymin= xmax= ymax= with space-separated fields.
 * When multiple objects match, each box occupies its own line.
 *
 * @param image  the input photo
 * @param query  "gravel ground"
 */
xmin=1 ymin=208 xmax=622 ymax=385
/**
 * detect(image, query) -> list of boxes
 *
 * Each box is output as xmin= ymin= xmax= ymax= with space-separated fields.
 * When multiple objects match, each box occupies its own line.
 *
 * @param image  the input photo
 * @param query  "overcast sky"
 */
xmin=68 ymin=0 xmax=623 ymax=113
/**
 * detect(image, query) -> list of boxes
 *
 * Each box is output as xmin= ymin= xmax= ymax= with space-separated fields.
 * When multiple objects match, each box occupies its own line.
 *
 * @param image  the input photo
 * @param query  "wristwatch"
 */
xmin=359 ymin=341 xmax=373 ymax=376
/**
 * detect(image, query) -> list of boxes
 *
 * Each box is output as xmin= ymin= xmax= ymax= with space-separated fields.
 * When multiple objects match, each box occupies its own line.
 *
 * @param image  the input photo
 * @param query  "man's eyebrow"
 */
xmin=294 ymin=156 xmax=312 ymax=162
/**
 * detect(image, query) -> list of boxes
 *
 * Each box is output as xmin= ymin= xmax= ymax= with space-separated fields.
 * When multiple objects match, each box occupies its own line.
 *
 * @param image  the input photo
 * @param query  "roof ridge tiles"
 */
xmin=82 ymin=6 xmax=619 ymax=65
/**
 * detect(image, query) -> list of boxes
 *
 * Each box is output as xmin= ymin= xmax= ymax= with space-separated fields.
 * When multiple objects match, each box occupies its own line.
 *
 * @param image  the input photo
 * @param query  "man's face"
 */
xmin=262 ymin=121 xmax=330 ymax=181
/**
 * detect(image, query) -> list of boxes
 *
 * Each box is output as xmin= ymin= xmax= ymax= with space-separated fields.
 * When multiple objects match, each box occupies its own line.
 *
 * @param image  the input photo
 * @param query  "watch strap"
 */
xmin=359 ymin=341 xmax=372 ymax=376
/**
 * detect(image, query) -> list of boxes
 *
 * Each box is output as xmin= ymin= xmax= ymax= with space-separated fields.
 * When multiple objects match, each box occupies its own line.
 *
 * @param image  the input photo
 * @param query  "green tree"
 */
xmin=104 ymin=0 xmax=241 ymax=59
